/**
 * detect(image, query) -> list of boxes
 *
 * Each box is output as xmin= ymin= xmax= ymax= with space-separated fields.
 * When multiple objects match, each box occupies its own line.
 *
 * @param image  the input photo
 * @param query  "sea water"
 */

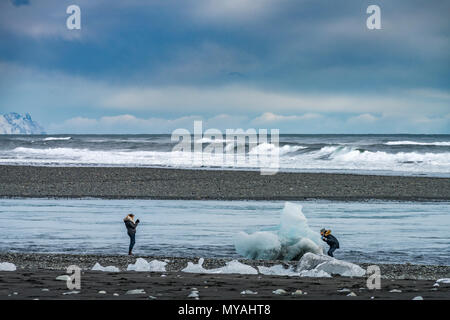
xmin=0 ymin=198 xmax=448 ymax=265
xmin=0 ymin=134 xmax=449 ymax=177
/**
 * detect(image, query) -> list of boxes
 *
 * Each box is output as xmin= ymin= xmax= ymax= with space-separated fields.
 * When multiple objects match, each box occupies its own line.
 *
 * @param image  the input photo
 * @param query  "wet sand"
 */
xmin=0 ymin=253 xmax=448 ymax=300
xmin=1 ymin=165 xmax=449 ymax=201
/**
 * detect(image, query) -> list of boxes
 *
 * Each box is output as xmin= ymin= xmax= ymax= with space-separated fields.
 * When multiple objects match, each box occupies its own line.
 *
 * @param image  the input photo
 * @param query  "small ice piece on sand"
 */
xmin=63 ymin=291 xmax=80 ymax=295
xmin=241 ymin=290 xmax=258 ymax=295
xmin=98 ymin=291 xmax=107 ymax=294
xmin=188 ymin=290 xmax=200 ymax=299
xmin=433 ymin=283 xmax=440 ymax=287
xmin=272 ymin=289 xmax=287 ymax=295
xmin=92 ymin=263 xmax=120 ymax=272
xmin=436 ymin=278 xmax=450 ymax=284
xmin=412 ymin=296 xmax=424 ymax=300
xmin=337 ymin=288 xmax=351 ymax=293
xmin=148 ymin=296 xmax=157 ymax=300
xmin=127 ymin=258 xmax=167 ymax=272
xmin=299 ymin=269 xmax=332 ymax=278
xmin=389 ymin=289 xmax=402 ymax=293
xmin=258 ymin=265 xmax=299 ymax=277
xmin=297 ymin=253 xmax=366 ymax=277
xmin=347 ymin=292 xmax=357 ymax=297
xmin=182 ymin=258 xmax=258 ymax=275
xmin=292 ymin=290 xmax=303 ymax=296
xmin=41 ymin=289 xmax=50 ymax=292
xmin=126 ymin=289 xmax=146 ymax=295
xmin=113 ymin=293 xmax=119 ymax=296
xmin=0 ymin=262 xmax=16 ymax=271
xmin=56 ymin=275 xmax=71 ymax=281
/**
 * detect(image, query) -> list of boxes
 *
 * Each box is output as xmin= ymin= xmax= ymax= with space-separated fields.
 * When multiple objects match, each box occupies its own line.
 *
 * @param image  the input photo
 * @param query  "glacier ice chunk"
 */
xmin=127 ymin=258 xmax=167 ymax=272
xmin=258 ymin=264 xmax=299 ymax=277
xmin=182 ymin=258 xmax=258 ymax=275
xmin=235 ymin=231 xmax=281 ymax=260
xmin=235 ymin=202 xmax=323 ymax=260
xmin=298 ymin=269 xmax=332 ymax=278
xmin=0 ymin=262 xmax=16 ymax=271
xmin=297 ymin=253 xmax=366 ymax=277
xmin=92 ymin=262 xmax=120 ymax=272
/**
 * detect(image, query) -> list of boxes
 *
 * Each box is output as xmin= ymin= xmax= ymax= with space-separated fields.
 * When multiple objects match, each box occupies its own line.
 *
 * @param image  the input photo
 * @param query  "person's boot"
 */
xmin=128 ymin=250 xmax=133 ymax=256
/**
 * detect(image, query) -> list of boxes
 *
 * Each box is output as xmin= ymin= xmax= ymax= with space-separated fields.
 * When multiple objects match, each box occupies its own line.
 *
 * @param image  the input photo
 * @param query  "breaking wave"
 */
xmin=1 ymin=137 xmax=450 ymax=176
xmin=384 ymin=141 xmax=450 ymax=146
xmin=43 ymin=137 xmax=72 ymax=141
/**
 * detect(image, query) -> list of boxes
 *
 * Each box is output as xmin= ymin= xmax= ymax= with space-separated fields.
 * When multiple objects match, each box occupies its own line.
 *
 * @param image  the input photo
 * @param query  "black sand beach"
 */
xmin=1 ymin=166 xmax=449 ymax=301
xmin=1 ymin=165 xmax=449 ymax=201
xmin=1 ymin=253 xmax=449 ymax=300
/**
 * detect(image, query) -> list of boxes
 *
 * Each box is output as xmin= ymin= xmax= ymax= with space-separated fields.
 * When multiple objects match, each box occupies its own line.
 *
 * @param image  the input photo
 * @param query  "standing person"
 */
xmin=124 ymin=213 xmax=140 ymax=255
xmin=320 ymin=228 xmax=340 ymax=257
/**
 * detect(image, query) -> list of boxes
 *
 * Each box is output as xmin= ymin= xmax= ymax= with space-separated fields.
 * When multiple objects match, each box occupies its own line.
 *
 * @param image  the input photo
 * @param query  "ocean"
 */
xmin=1 ymin=199 xmax=449 ymax=265
xmin=0 ymin=134 xmax=449 ymax=177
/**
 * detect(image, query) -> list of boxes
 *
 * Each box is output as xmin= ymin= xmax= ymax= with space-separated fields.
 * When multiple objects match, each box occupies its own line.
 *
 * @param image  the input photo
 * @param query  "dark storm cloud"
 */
xmin=0 ymin=0 xmax=448 ymax=133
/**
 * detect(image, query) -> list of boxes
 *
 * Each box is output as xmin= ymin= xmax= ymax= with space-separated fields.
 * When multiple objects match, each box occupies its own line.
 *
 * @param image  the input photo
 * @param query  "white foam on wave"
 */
xmin=249 ymin=143 xmax=306 ymax=156
xmin=127 ymin=258 xmax=167 ymax=272
xmin=182 ymin=258 xmax=258 ymax=275
xmin=43 ymin=137 xmax=72 ymax=141
xmin=196 ymin=137 xmax=236 ymax=144
xmin=385 ymin=141 xmax=450 ymax=146
xmin=3 ymin=143 xmax=450 ymax=176
xmin=285 ymin=145 xmax=450 ymax=174
xmin=234 ymin=202 xmax=323 ymax=260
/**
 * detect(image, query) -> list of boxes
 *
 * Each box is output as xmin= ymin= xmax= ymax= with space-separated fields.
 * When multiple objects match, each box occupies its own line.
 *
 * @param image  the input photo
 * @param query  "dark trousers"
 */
xmin=128 ymin=232 xmax=136 ymax=253
xmin=328 ymin=245 xmax=337 ymax=257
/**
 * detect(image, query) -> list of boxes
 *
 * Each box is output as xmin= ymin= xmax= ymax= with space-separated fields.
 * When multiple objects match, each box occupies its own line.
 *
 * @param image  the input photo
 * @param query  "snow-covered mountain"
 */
xmin=0 ymin=112 xmax=46 ymax=134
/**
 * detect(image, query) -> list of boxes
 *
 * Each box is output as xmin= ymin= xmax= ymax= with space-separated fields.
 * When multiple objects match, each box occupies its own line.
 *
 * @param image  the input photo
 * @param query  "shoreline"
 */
xmin=1 ymin=165 xmax=449 ymax=201
xmin=0 ymin=252 xmax=449 ymax=300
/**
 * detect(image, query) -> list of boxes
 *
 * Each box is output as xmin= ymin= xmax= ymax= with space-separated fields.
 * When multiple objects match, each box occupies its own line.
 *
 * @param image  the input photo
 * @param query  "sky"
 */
xmin=0 ymin=0 xmax=449 ymax=134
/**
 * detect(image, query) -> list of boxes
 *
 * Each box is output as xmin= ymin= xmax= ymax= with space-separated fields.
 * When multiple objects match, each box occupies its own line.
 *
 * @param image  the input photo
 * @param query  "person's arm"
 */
xmin=125 ymin=220 xmax=136 ymax=230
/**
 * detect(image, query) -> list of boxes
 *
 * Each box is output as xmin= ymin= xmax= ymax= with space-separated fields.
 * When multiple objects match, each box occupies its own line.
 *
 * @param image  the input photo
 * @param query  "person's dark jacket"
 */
xmin=124 ymin=218 xmax=139 ymax=235
xmin=322 ymin=234 xmax=339 ymax=248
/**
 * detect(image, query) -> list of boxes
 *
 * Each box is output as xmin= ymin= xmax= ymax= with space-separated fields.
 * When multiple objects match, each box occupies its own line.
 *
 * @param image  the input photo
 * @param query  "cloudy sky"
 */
xmin=0 ymin=0 xmax=449 ymax=133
